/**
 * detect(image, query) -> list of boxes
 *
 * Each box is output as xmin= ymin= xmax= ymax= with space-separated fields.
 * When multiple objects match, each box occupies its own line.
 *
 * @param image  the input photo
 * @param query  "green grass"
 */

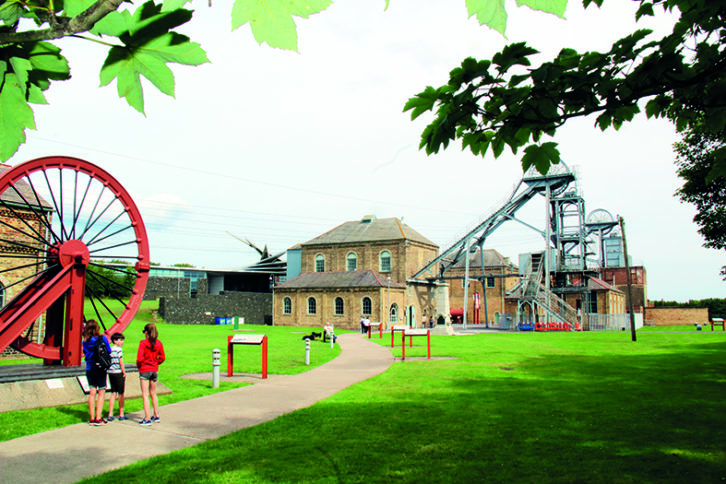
xmin=81 ymin=330 xmax=726 ymax=484
xmin=0 ymin=300 xmax=341 ymax=442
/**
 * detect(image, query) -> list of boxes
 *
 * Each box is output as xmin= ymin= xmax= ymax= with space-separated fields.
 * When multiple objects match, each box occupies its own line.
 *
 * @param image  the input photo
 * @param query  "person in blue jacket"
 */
xmin=83 ymin=319 xmax=112 ymax=426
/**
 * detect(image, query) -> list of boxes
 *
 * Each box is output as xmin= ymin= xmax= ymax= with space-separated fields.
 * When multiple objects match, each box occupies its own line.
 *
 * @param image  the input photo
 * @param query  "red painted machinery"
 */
xmin=0 ymin=156 xmax=149 ymax=366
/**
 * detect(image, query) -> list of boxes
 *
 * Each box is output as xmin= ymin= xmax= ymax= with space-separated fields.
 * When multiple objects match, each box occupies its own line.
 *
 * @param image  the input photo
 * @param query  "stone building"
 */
xmin=445 ymin=248 xmax=519 ymax=324
xmin=0 ymin=165 xmax=52 ymax=355
xmin=274 ymin=215 xmax=439 ymax=330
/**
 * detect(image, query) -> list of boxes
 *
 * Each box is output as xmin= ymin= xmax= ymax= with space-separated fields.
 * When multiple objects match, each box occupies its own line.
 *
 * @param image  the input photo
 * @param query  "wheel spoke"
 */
xmin=24 ymin=175 xmax=61 ymax=244
xmin=88 ymin=239 xmax=138 ymax=254
xmin=70 ymin=175 xmax=94 ymax=241
xmin=42 ymin=169 xmax=67 ymax=241
xmin=85 ymin=211 xmax=128 ymax=246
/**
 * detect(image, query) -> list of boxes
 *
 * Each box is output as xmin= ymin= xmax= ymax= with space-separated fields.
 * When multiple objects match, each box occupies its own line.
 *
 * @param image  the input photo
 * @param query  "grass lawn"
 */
xmin=0 ymin=300 xmax=341 ymax=442
xmin=79 ymin=329 xmax=726 ymax=483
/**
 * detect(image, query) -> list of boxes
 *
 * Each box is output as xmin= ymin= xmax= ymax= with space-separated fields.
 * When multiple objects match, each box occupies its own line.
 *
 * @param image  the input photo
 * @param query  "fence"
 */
xmin=586 ymin=313 xmax=643 ymax=331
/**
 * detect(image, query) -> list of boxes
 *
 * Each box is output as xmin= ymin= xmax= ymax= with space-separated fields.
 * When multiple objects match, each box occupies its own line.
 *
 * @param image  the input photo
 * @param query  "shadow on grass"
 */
xmin=83 ymin=340 xmax=726 ymax=483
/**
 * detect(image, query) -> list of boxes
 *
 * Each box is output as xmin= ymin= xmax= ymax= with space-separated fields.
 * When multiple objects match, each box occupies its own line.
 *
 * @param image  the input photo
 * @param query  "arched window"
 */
xmin=379 ymin=250 xmax=391 ymax=272
xmin=335 ymin=297 xmax=344 ymax=315
xmin=362 ymin=297 xmax=372 ymax=315
xmin=283 ymin=297 xmax=292 ymax=314
xmin=389 ymin=303 xmax=398 ymax=323
xmin=308 ymin=297 xmax=317 ymax=314
xmin=315 ymin=254 xmax=325 ymax=272
xmin=346 ymin=252 xmax=357 ymax=271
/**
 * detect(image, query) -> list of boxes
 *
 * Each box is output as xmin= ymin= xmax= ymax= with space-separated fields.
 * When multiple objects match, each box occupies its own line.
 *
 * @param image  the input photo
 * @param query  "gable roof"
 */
xmin=275 ymin=269 xmax=405 ymax=290
xmin=450 ymin=247 xmax=515 ymax=269
xmin=0 ymin=164 xmax=52 ymax=210
xmin=302 ymin=216 xmax=437 ymax=248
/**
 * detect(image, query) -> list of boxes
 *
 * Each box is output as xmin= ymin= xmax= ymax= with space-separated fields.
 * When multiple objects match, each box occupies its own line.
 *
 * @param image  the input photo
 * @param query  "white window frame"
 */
xmin=315 ymin=254 xmax=325 ymax=272
xmin=308 ymin=297 xmax=317 ymax=314
xmin=346 ymin=252 xmax=357 ymax=271
xmin=379 ymin=250 xmax=391 ymax=272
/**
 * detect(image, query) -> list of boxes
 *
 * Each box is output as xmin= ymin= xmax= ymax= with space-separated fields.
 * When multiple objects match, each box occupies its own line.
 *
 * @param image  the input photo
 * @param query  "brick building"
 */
xmin=0 ymin=165 xmax=52 ymax=355
xmin=274 ymin=215 xmax=440 ymax=330
xmin=446 ymin=248 xmax=519 ymax=324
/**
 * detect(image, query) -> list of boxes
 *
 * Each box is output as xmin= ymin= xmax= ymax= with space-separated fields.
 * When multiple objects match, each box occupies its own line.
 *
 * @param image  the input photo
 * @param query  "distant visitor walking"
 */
xmin=136 ymin=323 xmax=165 ymax=426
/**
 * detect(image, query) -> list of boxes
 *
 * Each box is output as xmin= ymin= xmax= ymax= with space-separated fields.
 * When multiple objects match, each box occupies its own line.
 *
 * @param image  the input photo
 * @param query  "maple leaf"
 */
xmin=98 ymin=2 xmax=209 ymax=113
xmin=231 ymin=0 xmax=332 ymax=51
xmin=0 ymin=72 xmax=35 ymax=161
xmin=466 ymin=0 xmax=508 ymax=35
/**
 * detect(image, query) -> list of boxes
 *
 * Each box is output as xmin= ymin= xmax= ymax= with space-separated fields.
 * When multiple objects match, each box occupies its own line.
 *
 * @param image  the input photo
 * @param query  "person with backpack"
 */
xmin=136 ymin=323 xmax=165 ymax=426
xmin=82 ymin=319 xmax=112 ymax=426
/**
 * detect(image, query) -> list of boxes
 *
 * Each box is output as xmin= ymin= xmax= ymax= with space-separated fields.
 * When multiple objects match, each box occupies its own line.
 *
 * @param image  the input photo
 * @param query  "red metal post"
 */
xmin=227 ymin=336 xmax=233 ymax=377
xmin=401 ymin=330 xmax=406 ymax=360
xmin=409 ymin=335 xmax=413 ymax=347
xmin=427 ymin=330 xmax=431 ymax=359
xmin=379 ymin=324 xmax=383 ymax=339
xmin=368 ymin=325 xmax=371 ymax=339
xmin=261 ymin=336 xmax=268 ymax=379
xmin=391 ymin=328 xmax=394 ymax=348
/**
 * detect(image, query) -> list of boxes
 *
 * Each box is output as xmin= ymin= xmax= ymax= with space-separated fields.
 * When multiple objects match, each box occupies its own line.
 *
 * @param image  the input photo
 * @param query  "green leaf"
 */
xmin=521 ymin=142 xmax=560 ymax=174
xmin=466 ymin=0 xmax=507 ymax=35
xmin=162 ymin=0 xmax=192 ymax=12
xmin=28 ymin=42 xmax=70 ymax=79
xmin=0 ymin=1 xmax=24 ymax=26
xmin=0 ymin=73 xmax=36 ymax=161
xmin=231 ymin=0 xmax=332 ymax=51
xmin=100 ymin=32 xmax=208 ymax=113
xmin=705 ymin=148 xmax=726 ymax=184
xmin=403 ymin=86 xmax=440 ymax=120
xmin=62 ymin=0 xmax=96 ymax=18
xmin=517 ymin=0 xmax=567 ymax=18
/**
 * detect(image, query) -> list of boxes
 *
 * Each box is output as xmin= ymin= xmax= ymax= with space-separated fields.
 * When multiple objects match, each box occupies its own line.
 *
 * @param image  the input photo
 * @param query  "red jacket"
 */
xmin=136 ymin=338 xmax=165 ymax=373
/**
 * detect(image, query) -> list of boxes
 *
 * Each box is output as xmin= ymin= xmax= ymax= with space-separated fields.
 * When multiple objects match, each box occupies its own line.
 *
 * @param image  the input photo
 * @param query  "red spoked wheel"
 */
xmin=0 ymin=156 xmax=149 ymax=365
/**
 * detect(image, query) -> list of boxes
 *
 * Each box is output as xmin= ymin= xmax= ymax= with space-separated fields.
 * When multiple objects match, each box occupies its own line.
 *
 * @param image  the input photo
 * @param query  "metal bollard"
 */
xmin=305 ymin=338 xmax=311 ymax=365
xmin=212 ymin=348 xmax=221 ymax=388
xmin=330 ymin=332 xmax=334 ymax=349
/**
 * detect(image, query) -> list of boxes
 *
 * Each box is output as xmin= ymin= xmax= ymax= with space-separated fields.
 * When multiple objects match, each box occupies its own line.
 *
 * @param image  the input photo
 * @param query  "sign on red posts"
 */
xmin=227 ymin=334 xmax=267 ymax=379
xmin=401 ymin=329 xmax=430 ymax=361
xmin=390 ymin=325 xmax=406 ymax=348
xmin=368 ymin=322 xmax=383 ymax=339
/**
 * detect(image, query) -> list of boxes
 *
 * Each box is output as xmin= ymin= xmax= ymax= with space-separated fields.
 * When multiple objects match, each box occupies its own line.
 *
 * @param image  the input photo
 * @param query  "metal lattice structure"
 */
xmin=0 ymin=157 xmax=149 ymax=366
xmin=410 ymin=161 xmax=619 ymax=328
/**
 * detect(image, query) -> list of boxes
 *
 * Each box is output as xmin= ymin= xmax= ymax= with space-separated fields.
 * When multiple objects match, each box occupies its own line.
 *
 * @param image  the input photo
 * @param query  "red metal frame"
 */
xmin=401 ymin=329 xmax=431 ymax=361
xmin=227 ymin=335 xmax=268 ymax=379
xmin=0 ymin=157 xmax=150 ymax=366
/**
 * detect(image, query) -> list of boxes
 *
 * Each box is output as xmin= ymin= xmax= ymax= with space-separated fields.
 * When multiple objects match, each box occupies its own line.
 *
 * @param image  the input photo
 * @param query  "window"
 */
xmin=362 ymin=297 xmax=372 ymax=315
xmin=335 ymin=297 xmax=344 ymax=315
xmin=346 ymin=252 xmax=357 ymax=271
xmin=390 ymin=303 xmax=398 ymax=323
xmin=315 ymin=254 xmax=325 ymax=272
xmin=283 ymin=297 xmax=292 ymax=314
xmin=308 ymin=297 xmax=317 ymax=314
xmin=379 ymin=250 xmax=391 ymax=272
xmin=487 ymin=276 xmax=495 ymax=288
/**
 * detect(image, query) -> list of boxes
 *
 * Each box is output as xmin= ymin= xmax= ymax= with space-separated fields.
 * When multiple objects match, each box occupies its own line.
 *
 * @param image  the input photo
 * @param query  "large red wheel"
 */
xmin=0 ymin=156 xmax=149 ymax=365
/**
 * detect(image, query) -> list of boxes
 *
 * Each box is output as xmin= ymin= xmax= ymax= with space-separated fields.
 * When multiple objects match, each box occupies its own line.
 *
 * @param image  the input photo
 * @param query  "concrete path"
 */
xmin=0 ymin=334 xmax=393 ymax=484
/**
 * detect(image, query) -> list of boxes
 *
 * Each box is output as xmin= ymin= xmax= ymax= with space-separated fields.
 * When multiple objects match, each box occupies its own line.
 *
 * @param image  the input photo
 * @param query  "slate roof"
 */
xmin=0 ymin=164 xmax=52 ymax=210
xmin=302 ymin=216 xmax=437 ymax=248
xmin=588 ymin=276 xmax=623 ymax=293
xmin=276 ymin=269 xmax=406 ymax=290
xmin=450 ymin=247 xmax=515 ymax=269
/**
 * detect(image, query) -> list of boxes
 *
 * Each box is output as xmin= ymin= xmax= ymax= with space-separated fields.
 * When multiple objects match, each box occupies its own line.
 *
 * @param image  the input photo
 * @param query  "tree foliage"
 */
xmin=0 ymin=0 xmax=563 ymax=161
xmin=674 ymin=125 xmax=726 ymax=278
xmin=405 ymin=0 xmax=726 ymax=180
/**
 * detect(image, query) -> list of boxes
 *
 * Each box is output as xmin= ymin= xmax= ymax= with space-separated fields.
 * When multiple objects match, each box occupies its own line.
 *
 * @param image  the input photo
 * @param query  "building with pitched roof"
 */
xmin=274 ymin=215 xmax=441 ymax=329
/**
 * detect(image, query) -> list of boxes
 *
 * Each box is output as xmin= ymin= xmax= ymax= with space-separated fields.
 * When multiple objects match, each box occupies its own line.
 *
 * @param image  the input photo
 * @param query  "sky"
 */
xmin=7 ymin=0 xmax=724 ymax=302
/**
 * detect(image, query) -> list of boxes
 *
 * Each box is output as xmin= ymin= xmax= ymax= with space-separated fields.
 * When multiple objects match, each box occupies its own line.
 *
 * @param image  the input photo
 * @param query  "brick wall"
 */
xmin=644 ymin=307 xmax=709 ymax=326
xmin=159 ymin=291 xmax=272 ymax=325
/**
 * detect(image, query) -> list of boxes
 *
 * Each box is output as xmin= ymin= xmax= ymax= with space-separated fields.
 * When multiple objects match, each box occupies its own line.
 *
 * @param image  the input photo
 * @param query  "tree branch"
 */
xmin=0 ymin=0 xmax=124 ymax=44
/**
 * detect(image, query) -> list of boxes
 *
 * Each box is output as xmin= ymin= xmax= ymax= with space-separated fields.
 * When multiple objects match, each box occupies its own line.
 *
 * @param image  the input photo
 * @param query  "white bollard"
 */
xmin=212 ymin=348 xmax=221 ymax=388
xmin=305 ymin=338 xmax=311 ymax=365
xmin=330 ymin=332 xmax=334 ymax=349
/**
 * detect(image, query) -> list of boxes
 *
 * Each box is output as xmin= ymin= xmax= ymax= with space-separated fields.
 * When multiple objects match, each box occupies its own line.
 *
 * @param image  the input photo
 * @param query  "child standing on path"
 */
xmin=136 ymin=323 xmax=165 ymax=426
xmin=82 ymin=320 xmax=112 ymax=426
xmin=107 ymin=332 xmax=127 ymax=421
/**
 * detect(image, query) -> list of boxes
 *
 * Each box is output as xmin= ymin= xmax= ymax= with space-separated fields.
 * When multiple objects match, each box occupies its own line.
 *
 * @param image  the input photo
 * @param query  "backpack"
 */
xmin=93 ymin=337 xmax=111 ymax=371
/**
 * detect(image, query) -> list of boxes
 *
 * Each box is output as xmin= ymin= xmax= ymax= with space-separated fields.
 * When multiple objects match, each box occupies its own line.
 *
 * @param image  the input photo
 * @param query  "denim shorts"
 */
xmin=86 ymin=369 xmax=107 ymax=389
xmin=139 ymin=371 xmax=158 ymax=382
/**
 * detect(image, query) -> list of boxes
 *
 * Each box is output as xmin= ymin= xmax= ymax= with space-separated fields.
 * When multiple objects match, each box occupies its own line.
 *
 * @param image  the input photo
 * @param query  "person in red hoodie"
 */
xmin=136 ymin=323 xmax=165 ymax=426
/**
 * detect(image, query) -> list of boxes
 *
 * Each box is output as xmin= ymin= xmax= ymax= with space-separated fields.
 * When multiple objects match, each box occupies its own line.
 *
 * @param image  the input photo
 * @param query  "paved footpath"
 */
xmin=0 ymin=334 xmax=393 ymax=484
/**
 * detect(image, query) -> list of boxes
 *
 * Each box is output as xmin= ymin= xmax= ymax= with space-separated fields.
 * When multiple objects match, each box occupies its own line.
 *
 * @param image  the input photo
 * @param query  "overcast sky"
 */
xmin=8 ymin=0 xmax=724 ymax=301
